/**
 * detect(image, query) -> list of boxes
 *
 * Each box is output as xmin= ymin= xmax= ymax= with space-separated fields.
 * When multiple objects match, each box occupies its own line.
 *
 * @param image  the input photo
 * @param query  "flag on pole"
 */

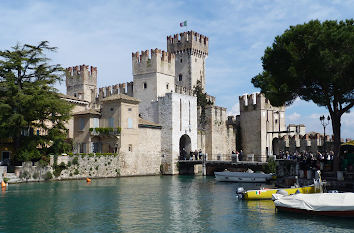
xmin=180 ymin=21 xmax=187 ymax=27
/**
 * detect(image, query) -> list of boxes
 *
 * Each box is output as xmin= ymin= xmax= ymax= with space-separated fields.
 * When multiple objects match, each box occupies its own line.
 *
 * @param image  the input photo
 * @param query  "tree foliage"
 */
xmin=193 ymin=80 xmax=213 ymax=128
xmin=0 ymin=41 xmax=73 ymax=163
xmin=252 ymin=19 xmax=354 ymax=170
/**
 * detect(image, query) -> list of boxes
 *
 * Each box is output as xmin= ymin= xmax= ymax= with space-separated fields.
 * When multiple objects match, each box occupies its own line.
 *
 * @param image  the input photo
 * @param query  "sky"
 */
xmin=0 ymin=0 xmax=353 ymax=138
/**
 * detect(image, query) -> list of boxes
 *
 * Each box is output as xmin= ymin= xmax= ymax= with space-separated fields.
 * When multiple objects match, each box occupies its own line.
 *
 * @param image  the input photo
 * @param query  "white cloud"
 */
xmin=227 ymin=103 xmax=240 ymax=116
xmin=287 ymin=112 xmax=301 ymax=122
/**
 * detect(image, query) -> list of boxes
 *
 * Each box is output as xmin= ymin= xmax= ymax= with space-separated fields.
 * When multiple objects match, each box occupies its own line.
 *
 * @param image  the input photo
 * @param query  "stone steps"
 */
xmin=5 ymin=173 xmax=21 ymax=183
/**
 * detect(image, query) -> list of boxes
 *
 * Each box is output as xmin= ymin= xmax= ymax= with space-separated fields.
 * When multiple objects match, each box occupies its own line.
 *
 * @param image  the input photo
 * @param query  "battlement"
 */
xmin=98 ymin=82 xmax=134 ymax=99
xmin=132 ymin=49 xmax=175 ymax=76
xmin=167 ymin=31 xmax=208 ymax=56
xmin=239 ymin=92 xmax=285 ymax=112
xmin=66 ymin=64 xmax=97 ymax=86
xmin=205 ymin=105 xmax=227 ymax=122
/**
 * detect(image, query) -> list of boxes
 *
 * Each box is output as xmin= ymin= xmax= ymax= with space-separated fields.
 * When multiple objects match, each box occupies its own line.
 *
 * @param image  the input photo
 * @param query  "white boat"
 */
xmin=272 ymin=193 xmax=354 ymax=217
xmin=214 ymin=170 xmax=273 ymax=183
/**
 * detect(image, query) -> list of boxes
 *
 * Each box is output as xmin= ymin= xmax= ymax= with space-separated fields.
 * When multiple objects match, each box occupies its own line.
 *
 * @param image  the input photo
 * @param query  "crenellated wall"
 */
xmin=66 ymin=65 xmax=97 ymax=103
xmin=98 ymin=82 xmax=134 ymax=100
xmin=167 ymin=31 xmax=208 ymax=55
xmin=132 ymin=49 xmax=175 ymax=76
xmin=239 ymin=93 xmax=285 ymax=161
xmin=167 ymin=31 xmax=208 ymax=91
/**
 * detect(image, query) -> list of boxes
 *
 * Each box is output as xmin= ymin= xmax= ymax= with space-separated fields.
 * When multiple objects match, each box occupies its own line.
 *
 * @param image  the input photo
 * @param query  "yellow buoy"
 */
xmin=1 ymin=180 xmax=6 ymax=188
xmin=86 ymin=178 xmax=91 ymax=183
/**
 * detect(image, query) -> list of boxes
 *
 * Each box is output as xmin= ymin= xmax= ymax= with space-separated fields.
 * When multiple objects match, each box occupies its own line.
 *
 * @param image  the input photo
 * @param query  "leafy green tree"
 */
xmin=193 ymin=80 xmax=213 ymax=128
xmin=252 ymin=20 xmax=354 ymax=170
xmin=0 ymin=41 xmax=73 ymax=163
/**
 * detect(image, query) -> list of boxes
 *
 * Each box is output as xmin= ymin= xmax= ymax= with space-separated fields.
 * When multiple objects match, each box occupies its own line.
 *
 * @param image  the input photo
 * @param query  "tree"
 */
xmin=0 ymin=41 xmax=73 ymax=163
xmin=193 ymin=80 xmax=213 ymax=128
xmin=252 ymin=19 xmax=354 ymax=170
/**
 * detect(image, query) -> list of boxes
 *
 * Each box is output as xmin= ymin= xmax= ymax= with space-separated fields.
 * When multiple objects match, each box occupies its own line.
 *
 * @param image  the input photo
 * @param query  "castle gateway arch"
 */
xmin=179 ymin=134 xmax=191 ymax=159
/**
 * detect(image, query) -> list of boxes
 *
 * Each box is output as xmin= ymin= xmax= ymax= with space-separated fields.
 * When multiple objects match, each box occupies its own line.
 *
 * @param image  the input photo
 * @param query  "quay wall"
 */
xmin=4 ymin=152 xmax=162 ymax=183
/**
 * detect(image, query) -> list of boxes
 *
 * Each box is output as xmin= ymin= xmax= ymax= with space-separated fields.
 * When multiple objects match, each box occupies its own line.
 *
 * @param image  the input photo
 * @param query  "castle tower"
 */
xmin=132 ymin=49 xmax=175 ymax=121
xmin=239 ymin=93 xmax=285 ymax=162
xmin=167 ymin=31 xmax=208 ymax=91
xmin=66 ymin=65 xmax=97 ymax=103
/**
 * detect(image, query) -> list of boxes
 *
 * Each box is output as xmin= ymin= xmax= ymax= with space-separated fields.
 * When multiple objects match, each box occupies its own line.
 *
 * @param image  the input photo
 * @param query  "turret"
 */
xmin=132 ymin=49 xmax=175 ymax=76
xmin=65 ymin=65 xmax=97 ymax=103
xmin=167 ymin=31 xmax=208 ymax=91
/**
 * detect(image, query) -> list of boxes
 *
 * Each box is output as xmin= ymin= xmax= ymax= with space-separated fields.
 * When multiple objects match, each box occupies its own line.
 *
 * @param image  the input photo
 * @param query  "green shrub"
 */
xmin=90 ymin=167 xmax=92 ymax=171
xmin=38 ymin=156 xmax=49 ymax=167
xmin=95 ymin=158 xmax=97 ymax=162
xmin=3 ymin=178 xmax=9 ymax=183
xmin=19 ymin=171 xmax=31 ymax=180
xmin=59 ymin=162 xmax=66 ymax=169
xmin=108 ymin=162 xmax=111 ymax=165
xmin=72 ymin=157 xmax=79 ymax=165
xmin=44 ymin=172 xmax=53 ymax=181
xmin=74 ymin=169 xmax=79 ymax=175
xmin=69 ymin=173 xmax=73 ymax=177
xmin=67 ymin=161 xmax=72 ymax=167
xmin=263 ymin=158 xmax=276 ymax=174
xmin=95 ymin=166 xmax=99 ymax=171
xmin=32 ymin=172 xmax=39 ymax=179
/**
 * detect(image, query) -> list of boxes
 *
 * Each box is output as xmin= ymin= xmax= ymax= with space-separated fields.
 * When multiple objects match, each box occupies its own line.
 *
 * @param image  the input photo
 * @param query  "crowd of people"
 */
xmin=179 ymin=149 xmax=204 ymax=160
xmin=276 ymin=150 xmax=335 ymax=171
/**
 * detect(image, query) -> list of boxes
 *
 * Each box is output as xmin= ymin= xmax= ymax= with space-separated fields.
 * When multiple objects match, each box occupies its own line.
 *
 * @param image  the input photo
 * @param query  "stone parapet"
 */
xmin=167 ymin=31 xmax=208 ymax=55
xmin=132 ymin=49 xmax=175 ymax=76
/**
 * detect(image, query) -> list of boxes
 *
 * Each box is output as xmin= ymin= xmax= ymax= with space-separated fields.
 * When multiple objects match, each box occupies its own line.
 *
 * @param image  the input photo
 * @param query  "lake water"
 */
xmin=0 ymin=176 xmax=353 ymax=233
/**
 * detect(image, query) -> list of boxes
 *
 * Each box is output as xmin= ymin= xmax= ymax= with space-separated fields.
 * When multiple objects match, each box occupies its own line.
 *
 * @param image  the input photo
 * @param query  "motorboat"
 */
xmin=236 ymin=171 xmax=325 ymax=200
xmin=237 ymin=185 xmax=320 ymax=200
xmin=214 ymin=170 xmax=273 ymax=183
xmin=272 ymin=193 xmax=354 ymax=217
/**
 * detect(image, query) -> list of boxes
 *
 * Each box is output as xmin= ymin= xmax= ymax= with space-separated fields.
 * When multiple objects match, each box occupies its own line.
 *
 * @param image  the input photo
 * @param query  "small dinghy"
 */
xmin=272 ymin=193 xmax=354 ymax=217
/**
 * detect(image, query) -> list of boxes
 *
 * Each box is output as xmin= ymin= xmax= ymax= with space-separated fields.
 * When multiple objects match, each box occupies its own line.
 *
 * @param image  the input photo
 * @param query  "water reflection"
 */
xmin=0 ymin=177 xmax=353 ymax=233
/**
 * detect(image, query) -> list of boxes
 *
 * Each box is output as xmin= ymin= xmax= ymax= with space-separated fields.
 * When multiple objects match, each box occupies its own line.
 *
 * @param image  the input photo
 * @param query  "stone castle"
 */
xmin=59 ymin=30 xmax=330 ymax=176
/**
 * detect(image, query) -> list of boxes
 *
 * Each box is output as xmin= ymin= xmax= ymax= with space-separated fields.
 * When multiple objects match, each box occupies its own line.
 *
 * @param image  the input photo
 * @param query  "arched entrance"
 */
xmin=272 ymin=138 xmax=279 ymax=156
xmin=179 ymin=134 xmax=191 ymax=160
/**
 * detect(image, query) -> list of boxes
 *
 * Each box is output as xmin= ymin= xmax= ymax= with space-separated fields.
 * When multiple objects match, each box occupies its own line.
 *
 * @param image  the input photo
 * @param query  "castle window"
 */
xmin=109 ymin=118 xmax=114 ymax=127
xmin=179 ymin=74 xmax=183 ymax=82
xmin=195 ymin=58 xmax=197 ymax=62
xmin=128 ymin=118 xmax=133 ymax=129
xmin=180 ymin=59 xmax=183 ymax=63
xmin=143 ymin=82 xmax=147 ymax=89
xmin=79 ymin=118 xmax=85 ymax=130
xmin=93 ymin=118 xmax=99 ymax=128
xmin=128 ymin=108 xmax=132 ymax=111
xmin=110 ymin=108 xmax=114 ymax=111
xmin=128 ymin=144 xmax=133 ymax=152
xmin=166 ymin=83 xmax=169 ymax=90
xmin=74 ymin=93 xmax=77 ymax=97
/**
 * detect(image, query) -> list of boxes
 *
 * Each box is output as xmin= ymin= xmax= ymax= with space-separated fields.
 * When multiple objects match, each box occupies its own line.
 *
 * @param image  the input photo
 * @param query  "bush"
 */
xmin=263 ymin=158 xmax=276 ymax=174
xmin=74 ymin=169 xmax=79 ymax=175
xmin=44 ymin=172 xmax=53 ymax=180
xmin=67 ymin=161 xmax=71 ymax=167
xmin=95 ymin=166 xmax=99 ymax=171
xmin=3 ymin=178 xmax=9 ymax=183
xmin=19 ymin=171 xmax=31 ymax=180
xmin=69 ymin=173 xmax=73 ymax=177
xmin=32 ymin=172 xmax=39 ymax=179
xmin=72 ymin=157 xmax=79 ymax=165
xmin=59 ymin=162 xmax=66 ymax=169
xmin=38 ymin=156 xmax=50 ymax=167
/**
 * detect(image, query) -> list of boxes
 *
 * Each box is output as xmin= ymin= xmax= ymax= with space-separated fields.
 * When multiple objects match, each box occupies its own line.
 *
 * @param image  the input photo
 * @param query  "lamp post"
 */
xmin=320 ymin=115 xmax=330 ymax=153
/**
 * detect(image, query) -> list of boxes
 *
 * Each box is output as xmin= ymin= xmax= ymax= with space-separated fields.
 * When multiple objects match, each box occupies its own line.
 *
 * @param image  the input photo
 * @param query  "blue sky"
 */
xmin=0 ymin=0 xmax=353 ymax=138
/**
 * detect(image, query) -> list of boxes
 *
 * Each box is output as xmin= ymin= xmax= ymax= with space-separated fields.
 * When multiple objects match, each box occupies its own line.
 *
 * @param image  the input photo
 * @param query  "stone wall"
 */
xmin=120 ymin=126 xmax=162 ymax=176
xmin=51 ymin=155 xmax=120 ymax=179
